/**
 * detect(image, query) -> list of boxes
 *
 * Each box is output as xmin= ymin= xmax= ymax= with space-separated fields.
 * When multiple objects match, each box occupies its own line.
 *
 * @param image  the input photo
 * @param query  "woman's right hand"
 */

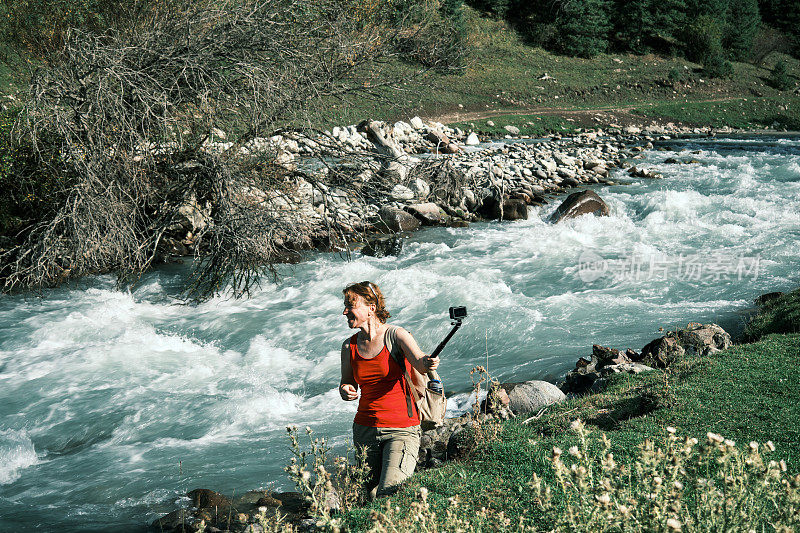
xmin=340 ymin=383 xmax=358 ymax=401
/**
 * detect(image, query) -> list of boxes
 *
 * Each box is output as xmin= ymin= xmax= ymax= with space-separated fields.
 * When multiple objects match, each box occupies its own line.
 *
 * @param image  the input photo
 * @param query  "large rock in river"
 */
xmin=376 ymin=206 xmax=420 ymax=233
xmin=478 ymin=196 xmax=529 ymax=221
xmin=548 ymin=190 xmax=610 ymax=223
xmin=405 ymin=202 xmax=443 ymax=226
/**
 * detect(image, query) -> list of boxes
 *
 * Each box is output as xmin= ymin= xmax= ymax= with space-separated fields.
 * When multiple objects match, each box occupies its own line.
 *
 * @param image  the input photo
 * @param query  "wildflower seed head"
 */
xmin=419 ymin=487 xmax=428 ymax=502
xmin=749 ymin=441 xmax=759 ymax=451
xmin=666 ymin=518 xmax=682 ymax=531
xmin=568 ymin=446 xmax=580 ymax=457
xmin=301 ymin=471 xmax=311 ymax=482
xmin=724 ymin=439 xmax=735 ymax=448
xmin=688 ymin=437 xmax=698 ymax=446
xmin=595 ymin=493 xmax=611 ymax=505
xmin=673 ymin=480 xmax=684 ymax=490
xmin=570 ymin=419 xmax=584 ymax=432
xmin=654 ymin=476 xmax=663 ymax=485
xmin=666 ymin=426 xmax=676 ymax=434
xmin=552 ymin=447 xmax=562 ymax=457
xmin=780 ymin=460 xmax=787 ymax=472
xmin=766 ymin=441 xmax=776 ymax=452
xmin=707 ymin=432 xmax=723 ymax=444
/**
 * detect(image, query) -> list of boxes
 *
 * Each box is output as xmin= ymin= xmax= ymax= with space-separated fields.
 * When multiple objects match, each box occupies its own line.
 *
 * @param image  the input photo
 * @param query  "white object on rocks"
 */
xmin=465 ymin=132 xmax=480 ymax=145
xmin=410 ymin=116 xmax=425 ymax=130
xmin=486 ymin=120 xmax=495 ymax=127
xmin=504 ymin=125 xmax=521 ymax=136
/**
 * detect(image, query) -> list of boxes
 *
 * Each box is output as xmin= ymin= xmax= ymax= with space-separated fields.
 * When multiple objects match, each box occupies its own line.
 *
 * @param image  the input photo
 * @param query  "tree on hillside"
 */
xmin=1 ymin=0 xmax=464 ymax=301
xmin=759 ymin=0 xmax=800 ymax=53
xmin=612 ymin=0 xmax=686 ymax=53
xmin=552 ymin=0 xmax=613 ymax=58
xmin=723 ymin=0 xmax=761 ymax=61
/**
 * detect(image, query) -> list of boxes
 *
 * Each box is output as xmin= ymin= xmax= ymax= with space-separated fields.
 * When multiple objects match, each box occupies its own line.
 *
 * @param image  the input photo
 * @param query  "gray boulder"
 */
xmin=676 ymin=323 xmax=732 ymax=356
xmin=548 ymin=190 xmax=610 ymax=223
xmin=501 ymin=380 xmax=565 ymax=415
xmin=640 ymin=335 xmax=685 ymax=368
xmin=405 ymin=202 xmax=443 ymax=226
xmin=376 ymin=207 xmax=420 ymax=233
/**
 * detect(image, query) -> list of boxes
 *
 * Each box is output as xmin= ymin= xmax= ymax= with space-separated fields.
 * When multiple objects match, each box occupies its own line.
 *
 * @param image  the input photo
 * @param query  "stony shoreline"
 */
xmin=161 ymin=115 xmax=717 ymax=262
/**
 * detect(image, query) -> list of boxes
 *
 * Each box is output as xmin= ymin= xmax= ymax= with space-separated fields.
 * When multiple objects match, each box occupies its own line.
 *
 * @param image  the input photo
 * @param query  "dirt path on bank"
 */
xmin=424 ymin=97 xmax=745 ymax=128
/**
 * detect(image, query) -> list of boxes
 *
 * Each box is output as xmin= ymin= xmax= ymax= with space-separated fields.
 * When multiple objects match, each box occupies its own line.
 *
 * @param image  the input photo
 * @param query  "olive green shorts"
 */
xmin=352 ymin=423 xmax=421 ymax=499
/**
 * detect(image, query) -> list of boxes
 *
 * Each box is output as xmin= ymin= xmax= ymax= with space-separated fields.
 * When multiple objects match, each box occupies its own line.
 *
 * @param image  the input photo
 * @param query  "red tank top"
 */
xmin=350 ymin=333 xmax=420 ymax=428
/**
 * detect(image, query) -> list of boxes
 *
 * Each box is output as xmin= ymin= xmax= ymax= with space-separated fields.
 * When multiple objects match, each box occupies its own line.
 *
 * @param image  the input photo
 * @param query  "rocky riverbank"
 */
xmin=160 ymin=116 xmax=696 ymax=261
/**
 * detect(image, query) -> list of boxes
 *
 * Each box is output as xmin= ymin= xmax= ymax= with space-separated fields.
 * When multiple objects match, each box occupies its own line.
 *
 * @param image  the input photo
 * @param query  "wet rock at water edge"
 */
xmin=548 ymin=190 xmax=609 ymax=223
xmin=375 ymin=206 xmax=421 ymax=233
xmin=189 ymin=488 xmax=233 ymax=509
xmin=675 ymin=323 xmax=732 ymax=356
xmin=477 ymin=196 xmax=529 ymax=221
xmin=405 ymin=202 xmax=444 ymax=225
xmin=361 ymin=236 xmax=403 ymax=257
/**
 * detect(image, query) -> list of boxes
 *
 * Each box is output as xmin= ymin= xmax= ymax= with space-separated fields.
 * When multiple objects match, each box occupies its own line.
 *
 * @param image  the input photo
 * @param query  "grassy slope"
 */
xmin=2 ymin=8 xmax=799 ymax=131
xmin=318 ymin=10 xmax=800 ymax=132
xmin=343 ymin=313 xmax=800 ymax=529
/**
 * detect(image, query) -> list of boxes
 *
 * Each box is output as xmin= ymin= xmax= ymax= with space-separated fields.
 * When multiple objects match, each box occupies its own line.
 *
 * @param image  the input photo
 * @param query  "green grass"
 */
xmin=743 ymin=288 xmax=800 ymax=341
xmin=448 ymin=114 xmax=578 ymax=137
xmin=632 ymin=96 xmax=800 ymax=130
xmin=341 ymin=292 xmax=800 ymax=530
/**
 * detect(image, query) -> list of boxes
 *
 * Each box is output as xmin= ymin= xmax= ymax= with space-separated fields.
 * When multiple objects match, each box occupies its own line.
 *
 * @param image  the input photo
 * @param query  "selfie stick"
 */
xmin=426 ymin=308 xmax=467 ymax=392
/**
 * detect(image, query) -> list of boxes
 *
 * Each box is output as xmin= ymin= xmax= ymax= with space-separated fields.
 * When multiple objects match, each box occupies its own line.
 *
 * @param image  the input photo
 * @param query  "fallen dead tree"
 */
xmin=1 ymin=0 xmax=463 ymax=301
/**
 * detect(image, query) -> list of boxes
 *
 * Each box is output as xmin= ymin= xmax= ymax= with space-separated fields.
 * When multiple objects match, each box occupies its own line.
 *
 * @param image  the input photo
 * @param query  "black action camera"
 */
xmin=449 ymin=306 xmax=467 ymax=320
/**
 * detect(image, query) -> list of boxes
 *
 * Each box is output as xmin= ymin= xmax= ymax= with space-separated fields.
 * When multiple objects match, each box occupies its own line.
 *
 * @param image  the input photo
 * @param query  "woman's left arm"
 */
xmin=394 ymin=327 xmax=439 ymax=374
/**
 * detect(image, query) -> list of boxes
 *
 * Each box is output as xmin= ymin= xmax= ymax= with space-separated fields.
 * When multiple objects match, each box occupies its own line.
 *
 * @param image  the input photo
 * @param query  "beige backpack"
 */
xmin=385 ymin=325 xmax=447 ymax=430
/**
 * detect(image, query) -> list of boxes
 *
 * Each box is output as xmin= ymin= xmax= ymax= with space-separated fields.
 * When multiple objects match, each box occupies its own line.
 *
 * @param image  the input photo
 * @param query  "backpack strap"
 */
xmin=384 ymin=325 xmax=421 ymax=417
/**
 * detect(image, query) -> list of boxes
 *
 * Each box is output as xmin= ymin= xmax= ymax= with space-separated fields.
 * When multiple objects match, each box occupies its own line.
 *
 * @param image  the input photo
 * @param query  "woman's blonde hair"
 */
xmin=343 ymin=281 xmax=391 ymax=323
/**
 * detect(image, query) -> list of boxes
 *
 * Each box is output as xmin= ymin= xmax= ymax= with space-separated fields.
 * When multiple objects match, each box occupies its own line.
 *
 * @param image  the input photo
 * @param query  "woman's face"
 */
xmin=343 ymin=292 xmax=374 ymax=329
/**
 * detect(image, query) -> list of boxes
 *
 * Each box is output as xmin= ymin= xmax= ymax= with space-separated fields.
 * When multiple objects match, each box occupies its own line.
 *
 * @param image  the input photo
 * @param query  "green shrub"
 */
xmin=703 ymin=51 xmax=734 ymax=78
xmin=667 ymin=66 xmax=685 ymax=82
xmin=768 ymin=60 xmax=795 ymax=90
